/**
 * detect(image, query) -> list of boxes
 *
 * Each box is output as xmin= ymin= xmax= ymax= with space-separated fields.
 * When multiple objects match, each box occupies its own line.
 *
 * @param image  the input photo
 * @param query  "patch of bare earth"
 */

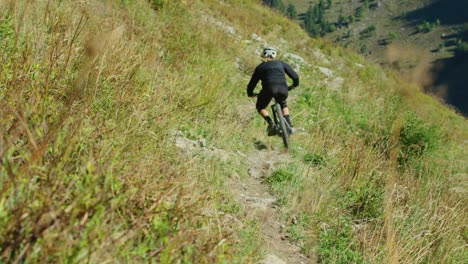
xmin=226 ymin=149 xmax=314 ymax=264
xmin=174 ymin=131 xmax=314 ymax=263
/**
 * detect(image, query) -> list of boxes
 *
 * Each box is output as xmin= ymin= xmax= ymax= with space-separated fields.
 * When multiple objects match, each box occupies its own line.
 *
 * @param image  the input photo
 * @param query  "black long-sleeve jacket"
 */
xmin=247 ymin=60 xmax=299 ymax=95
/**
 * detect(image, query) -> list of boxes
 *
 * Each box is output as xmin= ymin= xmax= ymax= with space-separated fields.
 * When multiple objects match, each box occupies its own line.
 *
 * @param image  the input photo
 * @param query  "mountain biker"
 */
xmin=247 ymin=47 xmax=299 ymax=136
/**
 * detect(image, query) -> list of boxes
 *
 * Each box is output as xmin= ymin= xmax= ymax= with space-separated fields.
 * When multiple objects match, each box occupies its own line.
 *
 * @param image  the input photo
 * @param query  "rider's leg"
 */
xmin=256 ymin=91 xmax=274 ymax=128
xmin=282 ymin=107 xmax=293 ymax=127
xmin=259 ymin=108 xmax=277 ymax=136
xmin=259 ymin=109 xmax=274 ymax=127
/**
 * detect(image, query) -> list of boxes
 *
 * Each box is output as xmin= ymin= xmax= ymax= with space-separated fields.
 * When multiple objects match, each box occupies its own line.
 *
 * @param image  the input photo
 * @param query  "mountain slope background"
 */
xmin=0 ymin=0 xmax=466 ymax=263
xmin=285 ymin=0 xmax=468 ymax=116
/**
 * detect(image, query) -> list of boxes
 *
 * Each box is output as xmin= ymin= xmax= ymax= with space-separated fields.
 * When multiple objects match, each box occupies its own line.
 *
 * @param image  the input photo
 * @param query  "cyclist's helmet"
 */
xmin=261 ymin=47 xmax=277 ymax=59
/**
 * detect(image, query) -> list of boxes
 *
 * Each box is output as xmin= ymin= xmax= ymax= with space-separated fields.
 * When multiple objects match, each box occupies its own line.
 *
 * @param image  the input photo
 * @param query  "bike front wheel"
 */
xmin=274 ymin=104 xmax=289 ymax=150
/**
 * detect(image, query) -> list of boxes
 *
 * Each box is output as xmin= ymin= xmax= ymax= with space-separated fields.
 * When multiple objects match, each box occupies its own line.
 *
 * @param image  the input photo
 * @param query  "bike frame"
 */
xmin=271 ymin=99 xmax=290 ymax=150
xmin=251 ymin=93 xmax=292 ymax=150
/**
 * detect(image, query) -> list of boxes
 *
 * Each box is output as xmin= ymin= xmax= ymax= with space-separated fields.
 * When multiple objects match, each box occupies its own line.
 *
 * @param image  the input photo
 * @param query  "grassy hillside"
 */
xmin=1 ymin=0 xmax=466 ymax=263
xmin=287 ymin=0 xmax=467 ymax=59
xmin=287 ymin=0 xmax=468 ymax=115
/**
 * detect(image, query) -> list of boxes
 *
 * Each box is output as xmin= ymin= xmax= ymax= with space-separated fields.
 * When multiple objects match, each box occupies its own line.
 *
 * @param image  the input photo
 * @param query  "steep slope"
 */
xmin=287 ymin=0 xmax=468 ymax=115
xmin=0 ymin=0 xmax=466 ymax=263
xmin=287 ymin=0 xmax=466 ymax=60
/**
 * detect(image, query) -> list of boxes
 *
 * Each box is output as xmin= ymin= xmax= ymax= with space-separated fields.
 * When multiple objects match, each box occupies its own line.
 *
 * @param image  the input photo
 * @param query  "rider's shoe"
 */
xmin=267 ymin=125 xmax=277 ymax=136
xmin=288 ymin=126 xmax=297 ymax=135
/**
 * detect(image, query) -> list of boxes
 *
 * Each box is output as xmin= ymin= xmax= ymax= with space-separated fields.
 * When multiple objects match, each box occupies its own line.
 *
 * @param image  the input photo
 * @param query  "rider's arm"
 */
xmin=283 ymin=62 xmax=299 ymax=88
xmin=247 ymin=70 xmax=260 ymax=96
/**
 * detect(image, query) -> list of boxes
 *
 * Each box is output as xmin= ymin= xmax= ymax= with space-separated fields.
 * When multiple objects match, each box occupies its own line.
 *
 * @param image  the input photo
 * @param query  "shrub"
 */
xmin=389 ymin=31 xmax=399 ymax=40
xmin=268 ymin=167 xmax=296 ymax=184
xmin=455 ymin=40 xmax=468 ymax=54
xmin=359 ymin=25 xmax=376 ymax=39
xmin=355 ymin=7 xmax=365 ymax=20
xmin=149 ymin=0 xmax=166 ymax=10
xmin=299 ymin=92 xmax=314 ymax=107
xmin=398 ymin=112 xmax=440 ymax=165
xmin=286 ymin=3 xmax=297 ymax=19
xmin=317 ymin=214 xmax=364 ymax=263
xmin=416 ymin=20 xmax=439 ymax=33
xmin=0 ymin=18 xmax=16 ymax=59
xmin=303 ymin=153 xmax=325 ymax=166
xmin=341 ymin=179 xmax=384 ymax=219
xmin=338 ymin=14 xmax=347 ymax=27
xmin=360 ymin=43 xmax=367 ymax=53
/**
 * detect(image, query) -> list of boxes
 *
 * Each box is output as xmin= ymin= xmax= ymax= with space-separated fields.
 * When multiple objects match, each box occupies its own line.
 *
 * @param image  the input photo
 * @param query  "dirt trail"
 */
xmin=174 ymin=131 xmax=314 ymax=263
xmin=225 ymin=149 xmax=313 ymax=264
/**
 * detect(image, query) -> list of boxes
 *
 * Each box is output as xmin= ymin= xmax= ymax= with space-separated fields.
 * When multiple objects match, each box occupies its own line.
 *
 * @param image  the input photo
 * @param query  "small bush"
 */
xmin=341 ymin=179 xmax=384 ymax=219
xmin=398 ymin=112 xmax=440 ymax=165
xmin=389 ymin=31 xmax=399 ymax=40
xmin=416 ymin=20 xmax=440 ymax=33
xmin=359 ymin=43 xmax=367 ymax=53
xmin=359 ymin=25 xmax=376 ymax=39
xmin=317 ymin=215 xmax=364 ymax=263
xmin=355 ymin=7 xmax=365 ymax=19
xmin=303 ymin=153 xmax=325 ymax=166
xmin=298 ymin=92 xmax=315 ymax=107
xmin=455 ymin=40 xmax=468 ymax=54
xmin=0 ymin=18 xmax=17 ymax=59
xmin=149 ymin=0 xmax=166 ymax=10
xmin=267 ymin=167 xmax=296 ymax=184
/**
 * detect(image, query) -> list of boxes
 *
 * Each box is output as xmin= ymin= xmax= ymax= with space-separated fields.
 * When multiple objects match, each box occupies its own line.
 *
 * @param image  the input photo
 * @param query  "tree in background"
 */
xmin=363 ymin=0 xmax=369 ymax=9
xmin=286 ymin=3 xmax=297 ymax=19
xmin=456 ymin=40 xmax=468 ymax=54
xmin=355 ymin=6 xmax=365 ymax=20
xmin=262 ymin=0 xmax=285 ymax=13
xmin=416 ymin=19 xmax=440 ymax=33
xmin=359 ymin=24 xmax=376 ymax=39
xmin=304 ymin=4 xmax=318 ymax=36
xmin=314 ymin=4 xmax=323 ymax=23
xmin=338 ymin=8 xmax=347 ymax=27
xmin=303 ymin=0 xmax=335 ymax=37
xmin=319 ymin=0 xmax=325 ymax=9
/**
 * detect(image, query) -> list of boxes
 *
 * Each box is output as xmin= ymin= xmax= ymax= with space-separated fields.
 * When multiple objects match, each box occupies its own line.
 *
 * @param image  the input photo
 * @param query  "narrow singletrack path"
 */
xmin=173 ymin=120 xmax=315 ymax=263
xmin=225 ymin=149 xmax=314 ymax=264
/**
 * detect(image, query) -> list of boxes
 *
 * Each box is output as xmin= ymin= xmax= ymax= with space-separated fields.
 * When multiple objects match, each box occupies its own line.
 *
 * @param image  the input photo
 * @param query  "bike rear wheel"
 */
xmin=274 ymin=103 xmax=289 ymax=149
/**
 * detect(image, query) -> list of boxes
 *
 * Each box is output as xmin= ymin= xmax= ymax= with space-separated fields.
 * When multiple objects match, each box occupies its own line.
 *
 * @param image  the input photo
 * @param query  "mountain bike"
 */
xmin=270 ymin=98 xmax=291 ymax=149
xmin=252 ymin=93 xmax=292 ymax=150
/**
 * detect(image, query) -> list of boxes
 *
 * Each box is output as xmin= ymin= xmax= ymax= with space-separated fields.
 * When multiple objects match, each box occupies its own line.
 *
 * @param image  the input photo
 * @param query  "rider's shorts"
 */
xmin=256 ymin=86 xmax=288 ymax=111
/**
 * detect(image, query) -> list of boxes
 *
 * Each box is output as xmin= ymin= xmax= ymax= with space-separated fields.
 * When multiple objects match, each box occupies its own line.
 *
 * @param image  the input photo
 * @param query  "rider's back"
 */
xmin=249 ymin=60 xmax=299 ymax=94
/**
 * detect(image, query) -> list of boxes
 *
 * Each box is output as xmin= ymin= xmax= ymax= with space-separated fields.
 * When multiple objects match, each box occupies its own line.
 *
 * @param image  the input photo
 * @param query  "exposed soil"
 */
xmin=225 ymin=149 xmax=314 ymax=264
xmin=174 ymin=131 xmax=314 ymax=263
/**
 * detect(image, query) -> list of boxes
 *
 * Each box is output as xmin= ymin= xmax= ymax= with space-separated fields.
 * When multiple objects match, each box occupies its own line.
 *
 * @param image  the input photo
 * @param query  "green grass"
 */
xmin=1 ymin=0 xmax=466 ymax=263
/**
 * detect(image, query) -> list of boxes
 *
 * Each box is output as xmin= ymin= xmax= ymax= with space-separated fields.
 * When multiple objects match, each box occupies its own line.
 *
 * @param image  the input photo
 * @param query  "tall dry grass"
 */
xmin=0 ymin=0 xmax=262 ymax=262
xmin=261 ymin=44 xmax=466 ymax=262
xmin=1 ymin=0 xmax=466 ymax=263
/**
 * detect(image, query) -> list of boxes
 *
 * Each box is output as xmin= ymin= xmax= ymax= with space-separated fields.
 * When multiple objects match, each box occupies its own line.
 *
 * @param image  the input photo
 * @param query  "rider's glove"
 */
xmin=288 ymin=85 xmax=295 ymax=91
xmin=247 ymin=91 xmax=255 ymax=97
